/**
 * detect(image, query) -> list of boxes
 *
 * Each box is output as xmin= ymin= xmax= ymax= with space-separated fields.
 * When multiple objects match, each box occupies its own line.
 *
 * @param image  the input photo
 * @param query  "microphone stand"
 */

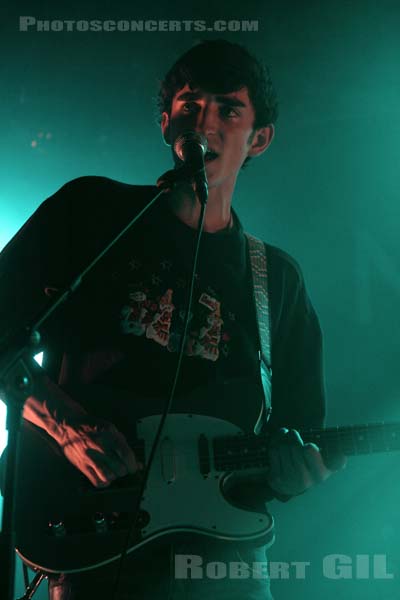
xmin=0 ymin=180 xmax=182 ymax=600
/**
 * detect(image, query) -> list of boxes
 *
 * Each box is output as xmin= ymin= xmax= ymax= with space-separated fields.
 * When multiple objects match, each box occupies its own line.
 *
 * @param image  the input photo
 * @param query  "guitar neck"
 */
xmin=212 ymin=422 xmax=400 ymax=472
xmin=300 ymin=422 xmax=400 ymax=456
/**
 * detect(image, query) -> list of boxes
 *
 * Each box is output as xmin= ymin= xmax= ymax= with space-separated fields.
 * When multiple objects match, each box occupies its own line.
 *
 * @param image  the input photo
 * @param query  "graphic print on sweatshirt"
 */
xmin=118 ymin=255 xmax=232 ymax=362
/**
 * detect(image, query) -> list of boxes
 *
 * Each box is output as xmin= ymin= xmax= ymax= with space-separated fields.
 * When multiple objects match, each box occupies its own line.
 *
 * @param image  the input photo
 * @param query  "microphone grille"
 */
xmin=174 ymin=132 xmax=208 ymax=162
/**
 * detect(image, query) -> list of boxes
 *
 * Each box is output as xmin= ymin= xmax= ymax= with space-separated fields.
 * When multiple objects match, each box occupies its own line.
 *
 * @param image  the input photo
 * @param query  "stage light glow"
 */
xmin=34 ymin=352 xmax=43 ymax=366
xmin=0 ymin=352 xmax=43 ymax=455
xmin=0 ymin=400 xmax=7 ymax=456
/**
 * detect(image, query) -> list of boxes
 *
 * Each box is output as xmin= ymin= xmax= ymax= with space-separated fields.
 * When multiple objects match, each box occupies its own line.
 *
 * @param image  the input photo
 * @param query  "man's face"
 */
xmin=161 ymin=84 xmax=267 ymax=190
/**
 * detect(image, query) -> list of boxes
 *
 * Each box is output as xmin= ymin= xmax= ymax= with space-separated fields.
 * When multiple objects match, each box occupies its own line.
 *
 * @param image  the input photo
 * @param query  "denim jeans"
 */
xmin=48 ymin=539 xmax=274 ymax=599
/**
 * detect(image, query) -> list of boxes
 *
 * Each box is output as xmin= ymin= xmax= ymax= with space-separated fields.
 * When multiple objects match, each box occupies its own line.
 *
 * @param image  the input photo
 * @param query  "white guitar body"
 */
xmin=137 ymin=414 xmax=274 ymax=546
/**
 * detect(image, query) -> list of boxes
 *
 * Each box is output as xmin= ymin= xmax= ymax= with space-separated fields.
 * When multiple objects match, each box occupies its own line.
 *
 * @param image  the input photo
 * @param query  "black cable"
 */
xmin=112 ymin=199 xmax=207 ymax=600
xmin=22 ymin=563 xmax=30 ymax=588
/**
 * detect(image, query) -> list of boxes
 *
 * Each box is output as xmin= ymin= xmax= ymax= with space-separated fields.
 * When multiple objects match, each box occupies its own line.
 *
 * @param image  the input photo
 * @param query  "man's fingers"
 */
xmin=303 ymin=443 xmax=331 ymax=483
xmin=84 ymin=461 xmax=117 ymax=488
xmin=268 ymin=443 xmax=283 ymax=479
xmin=322 ymin=450 xmax=347 ymax=471
xmin=62 ymin=418 xmax=142 ymax=487
xmin=269 ymin=427 xmax=289 ymax=447
xmin=268 ymin=434 xmax=309 ymax=494
xmin=92 ymin=429 xmax=140 ymax=475
xmin=84 ymin=466 xmax=101 ymax=488
xmin=87 ymin=450 xmax=120 ymax=481
xmin=268 ymin=428 xmax=301 ymax=478
xmin=268 ymin=429 xmax=332 ymax=495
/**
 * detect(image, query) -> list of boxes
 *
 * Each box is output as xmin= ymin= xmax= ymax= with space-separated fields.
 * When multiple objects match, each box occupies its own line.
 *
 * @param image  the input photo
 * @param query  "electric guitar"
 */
xmin=1 ymin=409 xmax=400 ymax=574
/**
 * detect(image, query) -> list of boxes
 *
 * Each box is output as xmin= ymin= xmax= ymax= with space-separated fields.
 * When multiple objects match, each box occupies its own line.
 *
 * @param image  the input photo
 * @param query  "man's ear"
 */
xmin=247 ymin=124 xmax=275 ymax=158
xmin=161 ymin=112 xmax=171 ymax=146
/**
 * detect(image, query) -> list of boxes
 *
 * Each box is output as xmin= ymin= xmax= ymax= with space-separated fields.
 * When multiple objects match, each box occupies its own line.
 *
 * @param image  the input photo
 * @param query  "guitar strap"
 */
xmin=245 ymin=233 xmax=272 ymax=434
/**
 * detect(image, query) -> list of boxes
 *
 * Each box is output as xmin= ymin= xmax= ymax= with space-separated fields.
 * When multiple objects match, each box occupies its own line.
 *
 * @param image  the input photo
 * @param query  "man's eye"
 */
xmin=182 ymin=102 xmax=199 ymax=113
xmin=220 ymin=106 xmax=239 ymax=118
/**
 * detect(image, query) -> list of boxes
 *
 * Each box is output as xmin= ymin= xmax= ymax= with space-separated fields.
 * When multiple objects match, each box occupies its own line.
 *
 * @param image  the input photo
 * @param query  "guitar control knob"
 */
xmin=49 ymin=521 xmax=66 ymax=536
xmin=93 ymin=512 xmax=108 ymax=533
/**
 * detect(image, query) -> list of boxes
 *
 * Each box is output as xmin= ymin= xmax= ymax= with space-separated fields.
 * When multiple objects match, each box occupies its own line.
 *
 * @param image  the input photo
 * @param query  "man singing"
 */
xmin=0 ymin=39 xmax=343 ymax=599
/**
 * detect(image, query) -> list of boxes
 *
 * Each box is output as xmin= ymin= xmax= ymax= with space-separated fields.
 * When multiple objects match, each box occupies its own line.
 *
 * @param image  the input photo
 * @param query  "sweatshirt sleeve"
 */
xmin=267 ymin=245 xmax=326 ymax=433
xmin=0 ymin=182 xmax=75 ymax=354
xmin=229 ymin=245 xmax=326 ymax=507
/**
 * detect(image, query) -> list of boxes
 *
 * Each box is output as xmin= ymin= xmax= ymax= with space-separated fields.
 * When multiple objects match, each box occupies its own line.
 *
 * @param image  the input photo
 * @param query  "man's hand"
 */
xmin=22 ymin=373 xmax=142 ymax=489
xmin=267 ymin=428 xmax=346 ymax=497
xmin=57 ymin=416 xmax=142 ymax=488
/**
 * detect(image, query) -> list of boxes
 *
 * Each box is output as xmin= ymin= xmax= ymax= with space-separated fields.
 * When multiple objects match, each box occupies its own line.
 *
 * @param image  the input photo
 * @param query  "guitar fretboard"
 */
xmin=212 ymin=422 xmax=400 ymax=472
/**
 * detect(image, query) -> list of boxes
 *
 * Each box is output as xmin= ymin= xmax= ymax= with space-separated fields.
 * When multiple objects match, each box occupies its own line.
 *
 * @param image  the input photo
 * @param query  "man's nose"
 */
xmin=197 ymin=105 xmax=218 ymax=136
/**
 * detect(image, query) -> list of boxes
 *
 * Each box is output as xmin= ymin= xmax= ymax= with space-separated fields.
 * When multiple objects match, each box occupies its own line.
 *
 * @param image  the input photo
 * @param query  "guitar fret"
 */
xmin=368 ymin=424 xmax=386 ymax=453
xmin=354 ymin=427 xmax=371 ymax=454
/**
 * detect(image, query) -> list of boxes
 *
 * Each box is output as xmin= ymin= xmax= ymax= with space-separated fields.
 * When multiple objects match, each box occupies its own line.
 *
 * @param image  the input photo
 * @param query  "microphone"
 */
xmin=173 ymin=132 xmax=209 ymax=205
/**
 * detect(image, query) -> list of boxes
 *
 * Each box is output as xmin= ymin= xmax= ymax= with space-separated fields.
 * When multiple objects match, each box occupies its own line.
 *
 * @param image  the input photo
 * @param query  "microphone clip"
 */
xmin=156 ymin=165 xmax=208 ymax=206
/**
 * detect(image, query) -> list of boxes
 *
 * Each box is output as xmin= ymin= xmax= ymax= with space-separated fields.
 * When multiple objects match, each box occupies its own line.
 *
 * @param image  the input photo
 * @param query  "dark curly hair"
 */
xmin=157 ymin=39 xmax=279 ymax=130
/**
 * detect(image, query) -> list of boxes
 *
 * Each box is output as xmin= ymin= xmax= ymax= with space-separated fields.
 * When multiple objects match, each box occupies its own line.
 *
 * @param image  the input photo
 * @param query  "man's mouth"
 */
xmin=205 ymin=150 xmax=219 ymax=162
